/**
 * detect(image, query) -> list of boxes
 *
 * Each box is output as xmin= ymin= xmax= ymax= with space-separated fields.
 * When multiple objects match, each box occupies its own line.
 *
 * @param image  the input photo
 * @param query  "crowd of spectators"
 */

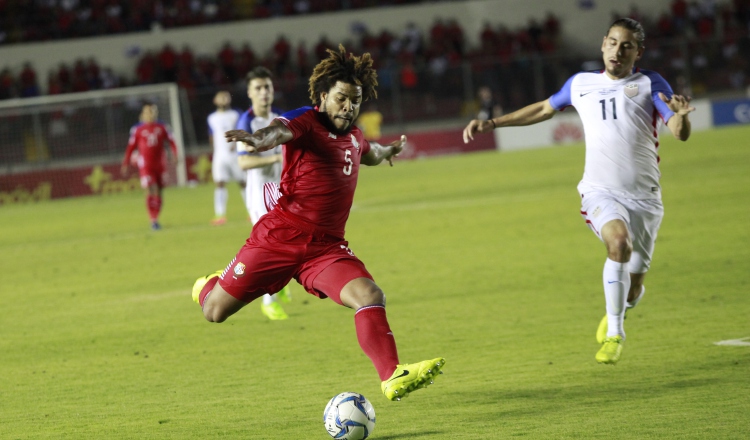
xmin=0 ymin=0 xmax=455 ymax=45
xmin=0 ymin=0 xmax=235 ymax=44
xmin=0 ymin=58 xmax=123 ymax=100
xmin=622 ymin=0 xmax=750 ymax=95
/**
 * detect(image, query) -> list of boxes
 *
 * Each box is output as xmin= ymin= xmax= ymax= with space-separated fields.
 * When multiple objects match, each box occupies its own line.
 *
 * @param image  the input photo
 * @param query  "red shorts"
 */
xmin=218 ymin=210 xmax=373 ymax=304
xmin=138 ymin=166 xmax=165 ymax=188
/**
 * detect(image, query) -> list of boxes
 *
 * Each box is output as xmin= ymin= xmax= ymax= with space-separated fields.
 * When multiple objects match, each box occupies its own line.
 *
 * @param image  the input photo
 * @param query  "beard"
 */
xmin=318 ymin=104 xmax=355 ymax=136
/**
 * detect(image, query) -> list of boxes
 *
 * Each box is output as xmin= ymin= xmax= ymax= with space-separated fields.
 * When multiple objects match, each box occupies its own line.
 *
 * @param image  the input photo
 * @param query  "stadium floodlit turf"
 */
xmin=2 ymin=125 xmax=748 ymax=439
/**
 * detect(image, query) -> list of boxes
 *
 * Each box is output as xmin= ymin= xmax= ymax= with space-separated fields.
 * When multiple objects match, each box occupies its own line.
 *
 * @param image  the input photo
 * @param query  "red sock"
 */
xmin=354 ymin=305 xmax=400 ymax=381
xmin=199 ymin=276 xmax=219 ymax=307
xmin=146 ymin=195 xmax=158 ymax=221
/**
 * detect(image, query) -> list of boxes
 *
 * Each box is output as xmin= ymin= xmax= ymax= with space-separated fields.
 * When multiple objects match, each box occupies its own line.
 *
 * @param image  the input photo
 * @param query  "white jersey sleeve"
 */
xmin=208 ymin=109 xmax=241 ymax=157
xmin=549 ymin=69 xmax=675 ymax=200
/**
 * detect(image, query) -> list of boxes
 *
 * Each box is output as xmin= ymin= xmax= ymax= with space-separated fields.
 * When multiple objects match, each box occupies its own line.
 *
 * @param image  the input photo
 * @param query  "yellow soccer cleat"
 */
xmin=192 ymin=270 xmax=222 ymax=304
xmin=381 ymin=357 xmax=446 ymax=401
xmin=596 ymin=336 xmax=623 ymax=364
xmin=276 ymin=285 xmax=292 ymax=303
xmin=596 ymin=314 xmax=608 ymax=344
xmin=210 ymin=216 xmax=227 ymax=226
xmin=261 ymin=302 xmax=289 ymax=320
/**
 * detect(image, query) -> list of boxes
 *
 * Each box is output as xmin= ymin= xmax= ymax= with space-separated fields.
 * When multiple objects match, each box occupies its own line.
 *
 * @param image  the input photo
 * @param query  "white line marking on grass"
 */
xmin=714 ymin=337 xmax=750 ymax=346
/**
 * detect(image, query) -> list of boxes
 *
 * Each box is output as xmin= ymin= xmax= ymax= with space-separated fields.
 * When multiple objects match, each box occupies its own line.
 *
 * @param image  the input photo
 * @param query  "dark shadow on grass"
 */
xmin=445 ymin=372 xmax=728 ymax=423
xmin=376 ymin=430 xmax=445 ymax=439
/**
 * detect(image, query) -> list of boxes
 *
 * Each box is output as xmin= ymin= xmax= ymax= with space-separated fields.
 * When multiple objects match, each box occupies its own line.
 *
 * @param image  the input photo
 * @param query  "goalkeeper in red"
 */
xmin=121 ymin=102 xmax=178 ymax=230
xmin=191 ymin=45 xmax=445 ymax=401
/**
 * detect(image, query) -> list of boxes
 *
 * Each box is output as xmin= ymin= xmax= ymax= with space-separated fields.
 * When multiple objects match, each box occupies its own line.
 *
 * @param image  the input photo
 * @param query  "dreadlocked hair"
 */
xmin=308 ymin=44 xmax=378 ymax=105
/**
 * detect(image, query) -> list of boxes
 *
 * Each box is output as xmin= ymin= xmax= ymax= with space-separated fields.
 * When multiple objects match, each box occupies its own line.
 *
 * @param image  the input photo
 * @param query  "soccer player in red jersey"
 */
xmin=121 ymin=102 xmax=178 ymax=230
xmin=192 ymin=45 xmax=445 ymax=401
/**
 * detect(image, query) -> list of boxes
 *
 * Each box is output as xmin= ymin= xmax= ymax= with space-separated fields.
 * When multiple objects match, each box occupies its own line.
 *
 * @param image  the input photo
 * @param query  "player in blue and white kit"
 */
xmin=235 ymin=66 xmax=290 ymax=320
xmin=463 ymin=18 xmax=695 ymax=364
xmin=207 ymin=91 xmax=245 ymax=225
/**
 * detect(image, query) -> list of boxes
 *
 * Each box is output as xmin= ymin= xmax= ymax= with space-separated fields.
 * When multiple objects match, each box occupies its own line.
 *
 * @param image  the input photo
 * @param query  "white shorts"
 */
xmin=212 ymin=154 xmax=245 ymax=183
xmin=246 ymin=173 xmax=279 ymax=224
xmin=579 ymin=191 xmax=664 ymax=274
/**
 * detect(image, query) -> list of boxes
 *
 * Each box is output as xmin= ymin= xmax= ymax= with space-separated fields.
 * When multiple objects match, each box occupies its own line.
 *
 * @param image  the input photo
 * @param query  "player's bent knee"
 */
xmin=606 ymin=235 xmax=632 ymax=261
xmin=340 ymin=278 xmax=385 ymax=309
xmin=202 ymin=304 xmax=228 ymax=323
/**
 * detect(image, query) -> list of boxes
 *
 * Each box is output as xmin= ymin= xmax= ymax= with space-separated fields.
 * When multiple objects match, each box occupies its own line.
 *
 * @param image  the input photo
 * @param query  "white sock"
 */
xmin=603 ymin=258 xmax=630 ymax=338
xmin=244 ymin=185 xmax=253 ymax=220
xmin=262 ymin=293 xmax=275 ymax=305
xmin=627 ymin=285 xmax=645 ymax=309
xmin=214 ymin=187 xmax=228 ymax=217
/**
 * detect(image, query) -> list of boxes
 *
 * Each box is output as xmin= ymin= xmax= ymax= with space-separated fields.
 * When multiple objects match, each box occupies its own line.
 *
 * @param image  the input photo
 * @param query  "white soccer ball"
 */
xmin=323 ymin=392 xmax=376 ymax=440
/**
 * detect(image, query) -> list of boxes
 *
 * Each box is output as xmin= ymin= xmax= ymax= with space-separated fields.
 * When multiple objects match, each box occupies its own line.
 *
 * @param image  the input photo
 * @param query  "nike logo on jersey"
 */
xmin=607 ymin=280 xmax=618 ymax=284
xmin=580 ymin=92 xmax=593 ymax=97
xmin=328 ymin=132 xmax=337 ymax=139
xmin=385 ymin=370 xmax=410 ymax=383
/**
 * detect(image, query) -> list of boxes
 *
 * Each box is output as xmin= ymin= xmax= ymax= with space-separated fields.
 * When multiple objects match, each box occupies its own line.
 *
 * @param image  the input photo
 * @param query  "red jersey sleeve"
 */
xmin=361 ymin=138 xmax=371 ymax=156
xmin=276 ymin=107 xmax=316 ymax=142
xmin=122 ymin=124 xmax=139 ymax=165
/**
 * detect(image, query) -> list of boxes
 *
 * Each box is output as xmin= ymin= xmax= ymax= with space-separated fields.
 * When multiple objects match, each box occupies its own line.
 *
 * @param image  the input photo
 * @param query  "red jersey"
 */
xmin=275 ymin=107 xmax=371 ymax=239
xmin=122 ymin=122 xmax=177 ymax=170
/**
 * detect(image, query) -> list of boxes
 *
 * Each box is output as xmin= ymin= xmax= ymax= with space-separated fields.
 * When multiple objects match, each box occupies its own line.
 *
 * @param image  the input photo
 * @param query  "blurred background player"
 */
xmin=207 ymin=90 xmax=245 ymax=225
xmin=235 ymin=66 xmax=290 ymax=320
xmin=356 ymin=101 xmax=383 ymax=141
xmin=121 ymin=102 xmax=178 ymax=230
xmin=476 ymin=85 xmax=503 ymax=122
xmin=192 ymin=45 xmax=444 ymax=401
xmin=463 ymin=18 xmax=695 ymax=365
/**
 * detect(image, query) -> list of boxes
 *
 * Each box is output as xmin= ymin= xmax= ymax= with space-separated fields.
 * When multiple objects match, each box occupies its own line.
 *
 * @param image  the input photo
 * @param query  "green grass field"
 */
xmin=2 ymin=125 xmax=749 ymax=439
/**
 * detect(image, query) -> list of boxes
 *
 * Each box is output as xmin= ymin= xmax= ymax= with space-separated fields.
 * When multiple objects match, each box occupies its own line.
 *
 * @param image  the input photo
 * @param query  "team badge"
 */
xmin=233 ymin=262 xmax=246 ymax=277
xmin=350 ymin=134 xmax=359 ymax=150
xmin=624 ymin=83 xmax=639 ymax=98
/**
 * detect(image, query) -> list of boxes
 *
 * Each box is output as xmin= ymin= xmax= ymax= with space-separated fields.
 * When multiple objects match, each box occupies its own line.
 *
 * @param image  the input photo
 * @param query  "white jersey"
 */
xmin=549 ymin=68 xmax=675 ymax=200
xmin=208 ymin=109 xmax=241 ymax=157
xmin=236 ymin=107 xmax=283 ymax=223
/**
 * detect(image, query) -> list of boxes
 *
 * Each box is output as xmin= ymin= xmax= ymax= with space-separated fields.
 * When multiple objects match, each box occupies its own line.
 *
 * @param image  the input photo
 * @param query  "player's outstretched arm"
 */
xmin=361 ymin=135 xmax=406 ymax=167
xmin=225 ymin=120 xmax=293 ymax=153
xmin=462 ymin=99 xmax=556 ymax=144
xmin=237 ymin=152 xmax=283 ymax=171
xmin=660 ymin=92 xmax=694 ymax=141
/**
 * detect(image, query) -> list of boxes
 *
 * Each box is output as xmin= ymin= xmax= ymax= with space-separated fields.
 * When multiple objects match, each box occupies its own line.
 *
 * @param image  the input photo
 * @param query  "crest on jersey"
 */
xmin=350 ymin=134 xmax=359 ymax=150
xmin=624 ymin=83 xmax=639 ymax=98
xmin=233 ymin=262 xmax=246 ymax=277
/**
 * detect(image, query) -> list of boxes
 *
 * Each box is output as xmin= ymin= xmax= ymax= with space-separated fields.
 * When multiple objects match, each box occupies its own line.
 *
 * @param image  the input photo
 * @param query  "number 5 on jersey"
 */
xmin=343 ymin=149 xmax=353 ymax=176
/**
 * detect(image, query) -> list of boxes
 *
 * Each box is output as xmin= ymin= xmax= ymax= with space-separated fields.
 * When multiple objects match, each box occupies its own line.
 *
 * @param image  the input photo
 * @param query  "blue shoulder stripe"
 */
xmin=280 ymin=106 xmax=313 ymax=121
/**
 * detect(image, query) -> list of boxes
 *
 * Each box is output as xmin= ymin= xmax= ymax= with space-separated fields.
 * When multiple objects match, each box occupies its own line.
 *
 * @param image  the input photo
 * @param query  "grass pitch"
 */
xmin=1 ymin=125 xmax=749 ymax=439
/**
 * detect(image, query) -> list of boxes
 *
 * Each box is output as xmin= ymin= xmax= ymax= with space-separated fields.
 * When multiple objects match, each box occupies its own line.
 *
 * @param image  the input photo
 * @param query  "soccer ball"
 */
xmin=323 ymin=392 xmax=376 ymax=440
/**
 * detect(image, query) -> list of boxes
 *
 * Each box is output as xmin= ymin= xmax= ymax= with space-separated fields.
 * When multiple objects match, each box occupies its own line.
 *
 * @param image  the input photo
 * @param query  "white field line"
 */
xmin=713 ymin=337 xmax=750 ymax=347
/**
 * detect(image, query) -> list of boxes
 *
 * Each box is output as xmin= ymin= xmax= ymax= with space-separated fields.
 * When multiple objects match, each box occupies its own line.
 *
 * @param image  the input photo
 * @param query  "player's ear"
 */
xmin=636 ymin=46 xmax=644 ymax=61
xmin=319 ymin=91 xmax=327 ymax=104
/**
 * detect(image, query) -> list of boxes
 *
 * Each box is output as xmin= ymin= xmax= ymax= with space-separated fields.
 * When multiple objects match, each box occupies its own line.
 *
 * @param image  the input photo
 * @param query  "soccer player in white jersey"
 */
xmin=235 ymin=66 xmax=291 ymax=321
xmin=462 ymin=18 xmax=695 ymax=364
xmin=208 ymin=91 xmax=245 ymax=225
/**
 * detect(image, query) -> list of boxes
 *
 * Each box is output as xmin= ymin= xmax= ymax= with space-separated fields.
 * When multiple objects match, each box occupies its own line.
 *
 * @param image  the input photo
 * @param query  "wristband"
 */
xmin=490 ymin=119 xmax=496 ymax=129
